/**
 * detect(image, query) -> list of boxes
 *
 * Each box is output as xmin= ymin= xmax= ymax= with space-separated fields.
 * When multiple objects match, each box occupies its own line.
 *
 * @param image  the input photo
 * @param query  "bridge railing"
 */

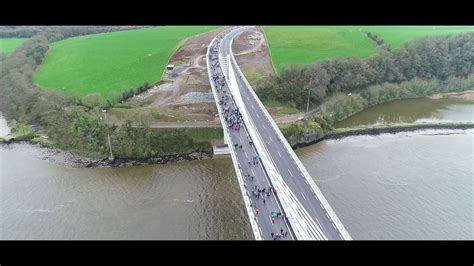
xmin=227 ymin=27 xmax=352 ymax=240
xmin=207 ymin=32 xmax=262 ymax=240
xmin=224 ymin=30 xmax=330 ymax=240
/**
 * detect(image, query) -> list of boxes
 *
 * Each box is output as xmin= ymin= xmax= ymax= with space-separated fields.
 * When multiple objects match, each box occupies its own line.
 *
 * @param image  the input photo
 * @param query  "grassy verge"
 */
xmin=3 ymin=121 xmax=35 ymax=141
xmin=185 ymin=127 xmax=223 ymax=141
xmin=263 ymin=26 xmax=377 ymax=74
xmin=0 ymin=38 xmax=26 ymax=54
xmin=360 ymin=26 xmax=474 ymax=49
xmin=263 ymin=99 xmax=301 ymax=115
xmin=108 ymin=107 xmax=185 ymax=124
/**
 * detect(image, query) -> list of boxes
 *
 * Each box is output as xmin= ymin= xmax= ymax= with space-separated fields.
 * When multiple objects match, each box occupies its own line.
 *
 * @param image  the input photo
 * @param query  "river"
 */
xmin=0 ymin=96 xmax=473 ymax=240
xmin=335 ymin=96 xmax=474 ymax=128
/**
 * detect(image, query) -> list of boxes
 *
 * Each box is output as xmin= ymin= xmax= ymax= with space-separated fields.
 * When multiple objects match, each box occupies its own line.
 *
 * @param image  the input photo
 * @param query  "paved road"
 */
xmin=208 ymin=30 xmax=294 ymax=240
xmin=220 ymin=27 xmax=348 ymax=240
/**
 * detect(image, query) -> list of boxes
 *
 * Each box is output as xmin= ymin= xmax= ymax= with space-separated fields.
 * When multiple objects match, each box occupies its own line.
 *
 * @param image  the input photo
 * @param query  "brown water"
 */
xmin=1 ymin=100 xmax=473 ymax=239
xmin=335 ymin=96 xmax=474 ymax=128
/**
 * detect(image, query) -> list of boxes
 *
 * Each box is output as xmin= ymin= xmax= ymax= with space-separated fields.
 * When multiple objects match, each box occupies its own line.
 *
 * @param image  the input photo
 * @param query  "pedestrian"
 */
xmin=284 ymin=231 xmax=288 ymax=237
xmin=271 ymin=218 xmax=274 ymax=224
xmin=271 ymin=232 xmax=274 ymax=238
xmin=263 ymin=199 xmax=266 ymax=204
xmin=256 ymin=209 xmax=259 ymax=215
xmin=280 ymin=228 xmax=284 ymax=234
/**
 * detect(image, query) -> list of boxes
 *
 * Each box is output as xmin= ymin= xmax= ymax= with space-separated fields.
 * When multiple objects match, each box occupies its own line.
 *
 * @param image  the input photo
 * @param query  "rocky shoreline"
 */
xmin=1 ymin=122 xmax=472 ymax=168
xmin=290 ymin=123 xmax=474 ymax=149
xmin=0 ymin=140 xmax=212 ymax=168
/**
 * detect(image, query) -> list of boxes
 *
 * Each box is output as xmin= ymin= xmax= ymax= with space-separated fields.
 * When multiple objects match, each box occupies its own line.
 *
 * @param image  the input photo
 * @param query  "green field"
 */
xmin=360 ymin=26 xmax=474 ymax=48
xmin=263 ymin=26 xmax=474 ymax=74
xmin=263 ymin=26 xmax=378 ymax=74
xmin=0 ymin=38 xmax=26 ymax=55
xmin=34 ymin=26 xmax=219 ymax=100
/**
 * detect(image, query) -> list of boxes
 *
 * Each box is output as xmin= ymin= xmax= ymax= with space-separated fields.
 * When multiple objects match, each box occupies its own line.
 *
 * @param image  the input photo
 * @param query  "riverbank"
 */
xmin=2 ymin=121 xmax=472 ymax=168
xmin=1 ymin=88 xmax=473 ymax=168
xmin=428 ymin=90 xmax=474 ymax=100
xmin=287 ymin=122 xmax=474 ymax=149
xmin=0 ymin=141 xmax=211 ymax=168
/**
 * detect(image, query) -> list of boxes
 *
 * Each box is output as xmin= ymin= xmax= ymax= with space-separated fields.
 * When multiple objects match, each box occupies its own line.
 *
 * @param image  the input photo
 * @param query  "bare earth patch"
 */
xmin=232 ymin=26 xmax=276 ymax=88
xmin=119 ymin=27 xmax=230 ymax=123
xmin=119 ymin=26 xmax=300 ymax=126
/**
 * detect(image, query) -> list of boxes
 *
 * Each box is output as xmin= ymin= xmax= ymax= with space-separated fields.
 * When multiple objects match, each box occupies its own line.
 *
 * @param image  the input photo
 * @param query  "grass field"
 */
xmin=263 ymin=26 xmax=377 ymax=74
xmin=263 ymin=26 xmax=474 ymax=75
xmin=0 ymin=38 xmax=26 ymax=55
xmin=360 ymin=26 xmax=474 ymax=48
xmin=34 ymin=26 xmax=219 ymax=100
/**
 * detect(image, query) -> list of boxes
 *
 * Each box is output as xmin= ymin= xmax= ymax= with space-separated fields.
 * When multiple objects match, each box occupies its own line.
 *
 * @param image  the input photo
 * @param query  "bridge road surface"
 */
xmin=208 ymin=32 xmax=294 ymax=240
xmin=219 ymin=27 xmax=348 ymax=240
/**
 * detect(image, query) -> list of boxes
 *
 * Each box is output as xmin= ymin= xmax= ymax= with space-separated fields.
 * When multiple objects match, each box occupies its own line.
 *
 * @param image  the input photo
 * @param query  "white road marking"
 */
xmin=301 ymin=192 xmax=306 ymax=201
xmin=277 ymin=151 xmax=282 ymax=158
xmin=288 ymin=169 xmax=293 ymax=177
xmin=332 ymin=223 xmax=336 ymax=229
xmin=251 ymin=168 xmax=255 ymax=175
xmin=326 ymin=213 xmax=330 ymax=219
xmin=339 ymin=233 xmax=343 ymax=239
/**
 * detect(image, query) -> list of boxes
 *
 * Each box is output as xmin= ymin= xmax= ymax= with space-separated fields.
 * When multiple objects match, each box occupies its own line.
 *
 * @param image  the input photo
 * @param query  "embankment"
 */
xmin=285 ymin=122 xmax=474 ymax=149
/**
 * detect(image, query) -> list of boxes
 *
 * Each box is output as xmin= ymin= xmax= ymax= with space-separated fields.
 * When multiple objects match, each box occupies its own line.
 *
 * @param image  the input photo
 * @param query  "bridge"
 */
xmin=207 ymin=26 xmax=351 ymax=240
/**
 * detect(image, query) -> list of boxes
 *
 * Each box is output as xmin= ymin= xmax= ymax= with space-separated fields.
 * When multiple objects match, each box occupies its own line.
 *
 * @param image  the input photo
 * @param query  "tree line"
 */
xmin=281 ymin=74 xmax=474 ymax=146
xmin=0 ymin=26 xmax=149 ymax=42
xmin=257 ymin=32 xmax=474 ymax=110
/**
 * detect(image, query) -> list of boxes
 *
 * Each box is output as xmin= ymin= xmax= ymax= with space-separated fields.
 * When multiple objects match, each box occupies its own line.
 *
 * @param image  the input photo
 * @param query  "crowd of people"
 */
xmin=208 ymin=31 xmax=290 ymax=241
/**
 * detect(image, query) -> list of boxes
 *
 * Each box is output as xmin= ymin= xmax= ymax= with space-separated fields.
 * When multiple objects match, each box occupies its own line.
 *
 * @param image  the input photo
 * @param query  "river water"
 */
xmin=335 ymin=96 xmax=474 ymax=128
xmin=1 ymin=97 xmax=473 ymax=240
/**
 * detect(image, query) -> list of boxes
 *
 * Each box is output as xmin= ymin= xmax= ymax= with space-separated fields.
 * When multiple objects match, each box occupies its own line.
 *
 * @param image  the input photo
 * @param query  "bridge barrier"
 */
xmin=228 ymin=27 xmax=352 ymax=240
xmin=207 ymin=33 xmax=262 ymax=240
xmin=224 ymin=31 xmax=328 ymax=240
